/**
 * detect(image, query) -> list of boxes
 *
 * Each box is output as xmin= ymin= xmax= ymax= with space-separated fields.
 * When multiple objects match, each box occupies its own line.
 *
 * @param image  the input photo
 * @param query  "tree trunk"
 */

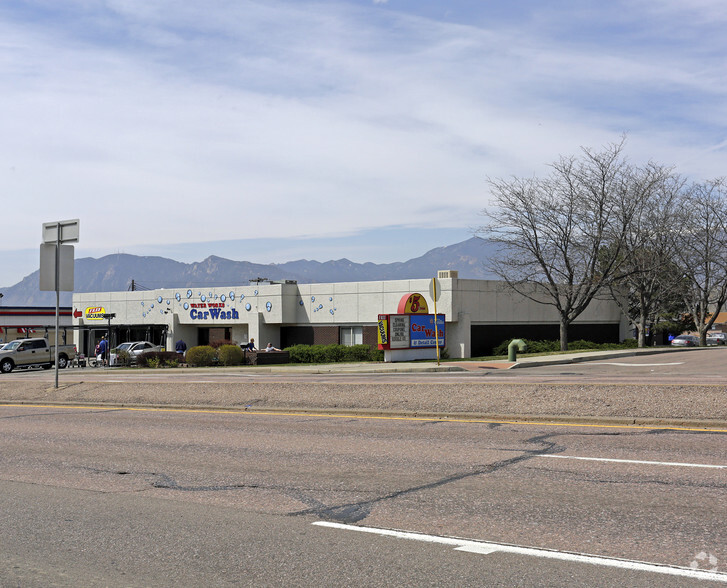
xmin=559 ymin=318 xmax=568 ymax=352
xmin=638 ymin=312 xmax=647 ymax=348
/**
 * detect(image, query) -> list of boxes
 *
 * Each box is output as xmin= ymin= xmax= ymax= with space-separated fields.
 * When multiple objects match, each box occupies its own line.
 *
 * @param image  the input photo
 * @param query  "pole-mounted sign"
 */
xmin=40 ymin=219 xmax=79 ymax=388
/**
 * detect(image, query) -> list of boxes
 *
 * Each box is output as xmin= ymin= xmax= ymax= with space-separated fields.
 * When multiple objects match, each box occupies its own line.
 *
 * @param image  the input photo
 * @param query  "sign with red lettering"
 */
xmin=409 ymin=314 xmax=445 ymax=348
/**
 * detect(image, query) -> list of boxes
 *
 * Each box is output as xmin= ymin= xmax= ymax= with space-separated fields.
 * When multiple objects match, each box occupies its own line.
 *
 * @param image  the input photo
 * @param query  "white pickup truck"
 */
xmin=0 ymin=338 xmax=77 ymax=373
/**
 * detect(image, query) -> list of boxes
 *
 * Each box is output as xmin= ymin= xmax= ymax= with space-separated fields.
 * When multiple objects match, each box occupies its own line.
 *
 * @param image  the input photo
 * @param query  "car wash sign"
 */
xmin=377 ymin=293 xmax=444 ymax=350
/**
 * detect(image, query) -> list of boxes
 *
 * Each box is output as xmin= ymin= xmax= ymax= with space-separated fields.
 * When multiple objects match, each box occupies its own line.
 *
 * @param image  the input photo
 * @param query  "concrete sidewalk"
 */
xmin=222 ymin=346 xmax=699 ymax=374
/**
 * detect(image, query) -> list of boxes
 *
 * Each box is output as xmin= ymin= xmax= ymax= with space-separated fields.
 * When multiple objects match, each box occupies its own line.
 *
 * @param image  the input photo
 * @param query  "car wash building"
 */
xmin=71 ymin=271 xmax=628 ymax=360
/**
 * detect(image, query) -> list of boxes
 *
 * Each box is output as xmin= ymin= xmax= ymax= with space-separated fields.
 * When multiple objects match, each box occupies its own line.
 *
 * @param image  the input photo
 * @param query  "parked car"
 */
xmin=671 ymin=334 xmax=699 ymax=347
xmin=0 ymin=337 xmax=77 ymax=373
xmin=707 ymin=332 xmax=727 ymax=346
xmin=111 ymin=341 xmax=163 ymax=365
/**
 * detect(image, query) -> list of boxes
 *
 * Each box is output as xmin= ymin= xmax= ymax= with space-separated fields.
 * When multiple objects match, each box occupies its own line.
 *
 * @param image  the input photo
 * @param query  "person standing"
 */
xmin=98 ymin=335 xmax=108 ymax=367
xmin=175 ymin=339 xmax=187 ymax=358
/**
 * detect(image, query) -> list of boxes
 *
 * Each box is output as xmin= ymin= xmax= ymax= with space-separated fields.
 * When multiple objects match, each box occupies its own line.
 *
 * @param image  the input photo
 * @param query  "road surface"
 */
xmin=1 ymin=403 xmax=725 ymax=585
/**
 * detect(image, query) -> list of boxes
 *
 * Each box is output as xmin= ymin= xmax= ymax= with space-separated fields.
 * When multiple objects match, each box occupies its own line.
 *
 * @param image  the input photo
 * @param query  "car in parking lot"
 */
xmin=111 ymin=341 xmax=163 ymax=365
xmin=671 ymin=334 xmax=699 ymax=347
xmin=707 ymin=332 xmax=727 ymax=346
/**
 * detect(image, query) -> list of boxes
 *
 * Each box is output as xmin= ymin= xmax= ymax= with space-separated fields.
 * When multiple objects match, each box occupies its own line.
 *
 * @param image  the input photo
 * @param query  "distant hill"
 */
xmin=0 ymin=237 xmax=498 ymax=306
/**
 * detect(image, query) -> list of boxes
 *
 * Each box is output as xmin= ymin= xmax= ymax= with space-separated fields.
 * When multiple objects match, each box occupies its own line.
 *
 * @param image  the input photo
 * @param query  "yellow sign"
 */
xmin=397 ymin=293 xmax=429 ymax=314
xmin=85 ymin=306 xmax=106 ymax=320
xmin=377 ymin=317 xmax=389 ymax=346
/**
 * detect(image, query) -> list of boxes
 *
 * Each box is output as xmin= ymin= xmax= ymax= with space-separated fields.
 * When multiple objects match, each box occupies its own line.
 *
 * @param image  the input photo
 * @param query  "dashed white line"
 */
xmin=538 ymin=455 xmax=727 ymax=469
xmin=313 ymin=522 xmax=727 ymax=582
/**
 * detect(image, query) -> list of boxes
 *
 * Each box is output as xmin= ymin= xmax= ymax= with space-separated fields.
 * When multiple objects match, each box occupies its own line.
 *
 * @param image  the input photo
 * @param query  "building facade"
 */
xmin=0 ymin=306 xmax=73 ymax=344
xmin=71 ymin=274 xmax=628 ymax=359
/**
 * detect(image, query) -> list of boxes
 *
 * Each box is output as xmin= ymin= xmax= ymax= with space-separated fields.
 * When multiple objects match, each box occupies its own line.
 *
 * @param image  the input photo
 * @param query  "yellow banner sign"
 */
xmin=377 ymin=317 xmax=389 ymax=346
xmin=85 ymin=306 xmax=106 ymax=320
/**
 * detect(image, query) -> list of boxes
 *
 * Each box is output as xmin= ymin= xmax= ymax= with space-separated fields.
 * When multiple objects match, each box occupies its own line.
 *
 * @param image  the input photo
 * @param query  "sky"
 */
xmin=1 ymin=0 xmax=726 ymax=286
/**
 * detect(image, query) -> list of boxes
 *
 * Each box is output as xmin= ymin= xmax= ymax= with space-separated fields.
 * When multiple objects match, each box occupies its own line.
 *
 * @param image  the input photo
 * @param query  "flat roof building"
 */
xmin=71 ymin=274 xmax=628 ymax=359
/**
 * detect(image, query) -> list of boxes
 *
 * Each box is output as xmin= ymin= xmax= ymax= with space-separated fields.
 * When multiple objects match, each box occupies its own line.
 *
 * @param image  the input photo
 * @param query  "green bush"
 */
xmin=217 ymin=344 xmax=243 ymax=366
xmin=137 ymin=351 xmax=180 ymax=368
xmin=492 ymin=338 xmax=638 ymax=356
xmin=287 ymin=344 xmax=381 ymax=364
xmin=286 ymin=345 xmax=314 ymax=364
xmin=370 ymin=348 xmax=385 ymax=362
xmin=114 ymin=349 xmax=131 ymax=366
xmin=342 ymin=344 xmax=375 ymax=362
xmin=185 ymin=345 xmax=217 ymax=367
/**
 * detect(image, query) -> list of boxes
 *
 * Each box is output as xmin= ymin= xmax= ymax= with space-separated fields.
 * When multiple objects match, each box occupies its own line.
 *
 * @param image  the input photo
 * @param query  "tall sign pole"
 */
xmin=40 ymin=219 xmax=79 ymax=388
xmin=432 ymin=277 xmax=440 ymax=366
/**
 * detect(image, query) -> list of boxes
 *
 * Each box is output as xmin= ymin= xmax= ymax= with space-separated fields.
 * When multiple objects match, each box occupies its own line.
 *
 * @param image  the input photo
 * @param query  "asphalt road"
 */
xmin=1 ymin=404 xmax=725 ymax=586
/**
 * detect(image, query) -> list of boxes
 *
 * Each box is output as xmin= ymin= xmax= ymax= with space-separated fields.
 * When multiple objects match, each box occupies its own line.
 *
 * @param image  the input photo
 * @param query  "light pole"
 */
xmin=102 ymin=313 xmax=116 ymax=366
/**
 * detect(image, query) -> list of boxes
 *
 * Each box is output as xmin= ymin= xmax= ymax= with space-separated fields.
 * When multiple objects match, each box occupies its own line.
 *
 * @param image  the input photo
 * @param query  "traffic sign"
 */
xmin=42 ymin=219 xmax=80 ymax=244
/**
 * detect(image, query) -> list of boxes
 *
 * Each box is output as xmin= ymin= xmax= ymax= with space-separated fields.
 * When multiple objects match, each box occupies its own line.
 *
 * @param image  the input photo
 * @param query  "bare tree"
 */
xmin=673 ymin=179 xmax=727 ymax=345
xmin=478 ymin=140 xmax=644 ymax=351
xmin=608 ymin=170 xmax=686 ymax=347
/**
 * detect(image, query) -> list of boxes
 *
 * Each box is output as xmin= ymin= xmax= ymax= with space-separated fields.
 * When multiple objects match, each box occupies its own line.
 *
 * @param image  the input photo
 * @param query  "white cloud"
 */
xmin=0 ymin=0 xmax=725 ymax=278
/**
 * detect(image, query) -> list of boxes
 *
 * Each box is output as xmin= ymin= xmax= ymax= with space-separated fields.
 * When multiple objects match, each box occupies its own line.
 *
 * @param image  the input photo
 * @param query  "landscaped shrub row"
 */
xmin=286 ymin=344 xmax=383 ymax=364
xmin=137 ymin=351 xmax=180 ymax=368
xmin=150 ymin=343 xmax=383 ymax=367
xmin=491 ymin=338 xmax=639 ymax=356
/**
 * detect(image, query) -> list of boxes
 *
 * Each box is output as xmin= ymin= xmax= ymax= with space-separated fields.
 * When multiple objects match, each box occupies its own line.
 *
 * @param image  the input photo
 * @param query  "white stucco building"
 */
xmin=71 ymin=273 xmax=628 ymax=359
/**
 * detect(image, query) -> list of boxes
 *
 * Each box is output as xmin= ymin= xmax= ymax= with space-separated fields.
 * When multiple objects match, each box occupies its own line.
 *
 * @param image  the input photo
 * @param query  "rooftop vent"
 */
xmin=437 ymin=270 xmax=458 ymax=279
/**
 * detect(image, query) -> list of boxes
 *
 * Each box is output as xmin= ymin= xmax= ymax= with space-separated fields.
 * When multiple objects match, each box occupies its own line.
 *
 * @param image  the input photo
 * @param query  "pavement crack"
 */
xmin=290 ymin=433 xmax=562 ymax=524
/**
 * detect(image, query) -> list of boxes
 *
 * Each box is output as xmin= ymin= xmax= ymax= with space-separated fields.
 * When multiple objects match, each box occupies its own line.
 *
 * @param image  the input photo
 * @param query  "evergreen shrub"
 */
xmin=217 ymin=344 xmax=243 ymax=366
xmin=185 ymin=345 xmax=217 ymax=366
xmin=287 ymin=344 xmax=381 ymax=364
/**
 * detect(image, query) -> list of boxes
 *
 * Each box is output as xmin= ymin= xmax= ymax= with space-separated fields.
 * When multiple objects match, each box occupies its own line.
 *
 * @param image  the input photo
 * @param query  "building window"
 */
xmin=340 ymin=326 xmax=363 ymax=346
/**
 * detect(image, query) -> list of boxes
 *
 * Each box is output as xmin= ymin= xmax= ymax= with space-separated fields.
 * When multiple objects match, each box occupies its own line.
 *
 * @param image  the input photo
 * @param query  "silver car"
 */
xmin=670 ymin=334 xmax=699 ymax=347
xmin=112 ymin=341 xmax=163 ymax=364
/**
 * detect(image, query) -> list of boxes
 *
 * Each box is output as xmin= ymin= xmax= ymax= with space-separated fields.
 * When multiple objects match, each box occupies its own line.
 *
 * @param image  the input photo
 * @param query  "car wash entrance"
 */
xmin=197 ymin=327 xmax=231 ymax=346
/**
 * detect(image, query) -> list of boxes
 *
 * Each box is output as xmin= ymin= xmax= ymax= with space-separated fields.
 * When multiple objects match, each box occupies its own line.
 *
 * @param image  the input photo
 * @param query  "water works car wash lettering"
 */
xmin=189 ymin=302 xmax=240 ymax=321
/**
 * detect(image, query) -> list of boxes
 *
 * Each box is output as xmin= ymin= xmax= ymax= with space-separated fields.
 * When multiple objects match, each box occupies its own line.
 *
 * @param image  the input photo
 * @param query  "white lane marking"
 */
xmin=586 ymin=362 xmax=683 ymax=366
xmin=539 ymin=455 xmax=727 ymax=469
xmin=313 ymin=522 xmax=727 ymax=582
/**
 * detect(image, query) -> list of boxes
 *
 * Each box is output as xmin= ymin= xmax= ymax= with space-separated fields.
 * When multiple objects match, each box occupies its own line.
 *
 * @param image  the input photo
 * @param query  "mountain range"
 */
xmin=1 ymin=237 xmax=497 ymax=306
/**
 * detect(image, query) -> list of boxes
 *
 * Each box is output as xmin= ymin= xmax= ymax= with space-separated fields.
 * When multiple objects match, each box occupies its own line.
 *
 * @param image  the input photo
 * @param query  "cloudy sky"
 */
xmin=2 ymin=0 xmax=726 ymax=286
